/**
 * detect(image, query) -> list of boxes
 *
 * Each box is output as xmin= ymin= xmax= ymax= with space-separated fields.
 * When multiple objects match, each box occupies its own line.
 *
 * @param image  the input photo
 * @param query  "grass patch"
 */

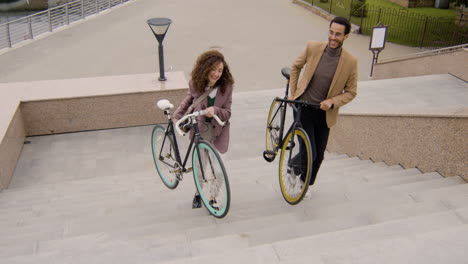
xmin=299 ymin=0 xmax=466 ymax=46
xmin=366 ymin=0 xmax=456 ymax=18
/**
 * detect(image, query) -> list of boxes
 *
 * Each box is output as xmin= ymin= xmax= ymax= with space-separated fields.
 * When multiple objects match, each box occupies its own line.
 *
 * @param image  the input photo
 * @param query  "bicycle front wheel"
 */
xmin=278 ymin=127 xmax=312 ymax=205
xmin=264 ymin=99 xmax=284 ymax=162
xmin=192 ymin=140 xmax=230 ymax=218
xmin=151 ymin=125 xmax=179 ymax=189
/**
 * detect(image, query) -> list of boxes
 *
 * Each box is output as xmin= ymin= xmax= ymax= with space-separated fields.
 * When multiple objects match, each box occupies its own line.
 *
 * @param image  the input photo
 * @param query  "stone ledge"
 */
xmin=328 ymin=114 xmax=467 ymax=178
xmin=0 ymin=72 xmax=188 ymax=189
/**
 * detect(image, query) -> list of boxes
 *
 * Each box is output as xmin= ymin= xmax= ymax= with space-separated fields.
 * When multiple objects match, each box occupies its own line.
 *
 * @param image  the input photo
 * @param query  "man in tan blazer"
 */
xmin=289 ymin=16 xmax=357 ymax=190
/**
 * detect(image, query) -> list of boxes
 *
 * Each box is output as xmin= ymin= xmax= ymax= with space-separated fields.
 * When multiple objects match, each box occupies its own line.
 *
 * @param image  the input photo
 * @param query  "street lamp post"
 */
xmin=147 ymin=18 xmax=172 ymax=81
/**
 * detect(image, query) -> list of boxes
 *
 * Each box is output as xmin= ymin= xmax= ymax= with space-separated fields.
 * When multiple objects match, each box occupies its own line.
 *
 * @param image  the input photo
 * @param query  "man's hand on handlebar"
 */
xmin=320 ymin=99 xmax=334 ymax=111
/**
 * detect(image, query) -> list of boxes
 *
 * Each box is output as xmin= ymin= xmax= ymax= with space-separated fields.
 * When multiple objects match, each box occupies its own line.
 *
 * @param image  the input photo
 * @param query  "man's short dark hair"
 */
xmin=330 ymin=16 xmax=351 ymax=35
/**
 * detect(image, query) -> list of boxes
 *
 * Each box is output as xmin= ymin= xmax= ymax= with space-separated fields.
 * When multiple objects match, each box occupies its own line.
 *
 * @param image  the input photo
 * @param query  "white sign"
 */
xmin=370 ymin=27 xmax=387 ymax=50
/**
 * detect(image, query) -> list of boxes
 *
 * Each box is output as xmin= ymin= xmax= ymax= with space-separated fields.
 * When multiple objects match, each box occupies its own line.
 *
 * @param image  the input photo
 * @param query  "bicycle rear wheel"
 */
xmin=278 ymin=127 xmax=312 ymax=205
xmin=151 ymin=125 xmax=179 ymax=189
xmin=192 ymin=140 xmax=230 ymax=218
xmin=264 ymin=99 xmax=284 ymax=162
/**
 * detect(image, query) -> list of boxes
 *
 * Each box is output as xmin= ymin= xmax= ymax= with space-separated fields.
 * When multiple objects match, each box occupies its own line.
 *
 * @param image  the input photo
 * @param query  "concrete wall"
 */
xmin=21 ymin=91 xmax=185 ymax=136
xmin=0 ymin=106 xmax=26 ymax=189
xmin=0 ymin=72 xmax=188 ymax=190
xmin=328 ymin=114 xmax=467 ymax=181
xmin=373 ymin=48 xmax=468 ymax=81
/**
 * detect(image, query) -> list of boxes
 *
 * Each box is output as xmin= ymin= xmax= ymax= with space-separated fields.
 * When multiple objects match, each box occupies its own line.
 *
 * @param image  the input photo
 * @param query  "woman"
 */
xmin=173 ymin=50 xmax=234 ymax=209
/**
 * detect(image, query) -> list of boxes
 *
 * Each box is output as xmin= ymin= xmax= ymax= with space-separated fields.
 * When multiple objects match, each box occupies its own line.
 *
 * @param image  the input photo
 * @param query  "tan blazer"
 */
xmin=289 ymin=41 xmax=358 ymax=128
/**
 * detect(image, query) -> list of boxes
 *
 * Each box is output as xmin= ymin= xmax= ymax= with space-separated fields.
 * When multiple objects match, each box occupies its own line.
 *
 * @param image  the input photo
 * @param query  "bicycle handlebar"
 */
xmin=274 ymin=97 xmax=321 ymax=109
xmin=175 ymin=110 xmax=226 ymax=136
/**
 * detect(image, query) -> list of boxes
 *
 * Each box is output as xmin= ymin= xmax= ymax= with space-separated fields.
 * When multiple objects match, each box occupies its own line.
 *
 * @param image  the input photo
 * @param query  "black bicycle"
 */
xmin=263 ymin=67 xmax=320 ymax=205
xmin=151 ymin=99 xmax=230 ymax=218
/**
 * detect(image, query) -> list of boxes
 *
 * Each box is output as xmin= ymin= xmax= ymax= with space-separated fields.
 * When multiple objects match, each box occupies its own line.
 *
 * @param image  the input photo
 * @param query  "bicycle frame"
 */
xmin=268 ymin=68 xmax=320 ymax=154
xmin=271 ymin=98 xmax=307 ymax=152
xmin=158 ymin=109 xmax=209 ymax=180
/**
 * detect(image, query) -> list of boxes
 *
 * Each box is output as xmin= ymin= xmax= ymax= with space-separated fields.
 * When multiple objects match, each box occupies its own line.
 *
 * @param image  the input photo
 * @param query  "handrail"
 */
xmin=379 ymin=44 xmax=468 ymax=63
xmin=0 ymin=0 xmax=132 ymax=50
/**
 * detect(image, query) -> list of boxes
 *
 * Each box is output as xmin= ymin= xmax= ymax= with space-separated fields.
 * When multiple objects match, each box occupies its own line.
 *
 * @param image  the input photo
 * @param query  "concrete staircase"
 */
xmin=1 ymin=89 xmax=467 ymax=263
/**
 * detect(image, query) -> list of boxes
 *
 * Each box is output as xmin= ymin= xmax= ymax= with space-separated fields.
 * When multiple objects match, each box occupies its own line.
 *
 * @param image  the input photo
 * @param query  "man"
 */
xmin=288 ymin=16 xmax=357 ymax=190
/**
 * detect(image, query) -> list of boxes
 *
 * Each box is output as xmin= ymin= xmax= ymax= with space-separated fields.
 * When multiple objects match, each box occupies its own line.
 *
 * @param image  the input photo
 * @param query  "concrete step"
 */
xmin=154 ymin=209 xmax=466 ymax=264
xmin=271 ymin=209 xmax=466 ymax=261
xmin=191 ymin=201 xmax=459 ymax=248
xmin=344 ymin=176 xmax=466 ymax=202
xmin=320 ymin=218 xmax=468 ymax=264
xmin=313 ymin=170 xmax=439 ymax=194
xmin=411 ymin=182 xmax=468 ymax=202
xmin=2 ymin=173 xmax=460 ymax=248
xmin=2 ymin=90 xmax=464 ymax=264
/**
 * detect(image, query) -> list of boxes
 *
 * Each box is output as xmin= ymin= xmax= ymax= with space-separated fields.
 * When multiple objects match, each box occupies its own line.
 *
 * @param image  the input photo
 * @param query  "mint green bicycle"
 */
xmin=151 ymin=99 xmax=230 ymax=218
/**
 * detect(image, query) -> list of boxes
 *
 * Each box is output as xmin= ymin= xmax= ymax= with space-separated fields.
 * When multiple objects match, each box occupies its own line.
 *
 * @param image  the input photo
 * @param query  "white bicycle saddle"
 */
xmin=157 ymin=99 xmax=174 ymax=110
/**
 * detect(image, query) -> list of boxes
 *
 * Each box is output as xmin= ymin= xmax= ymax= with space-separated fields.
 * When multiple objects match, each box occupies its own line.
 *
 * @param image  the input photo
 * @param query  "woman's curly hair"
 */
xmin=191 ymin=50 xmax=234 ymax=94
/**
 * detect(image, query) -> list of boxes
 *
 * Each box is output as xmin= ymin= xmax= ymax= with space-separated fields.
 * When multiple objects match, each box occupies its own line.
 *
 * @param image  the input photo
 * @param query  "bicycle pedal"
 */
xmin=186 ymin=167 xmax=193 ymax=173
xmin=176 ymin=173 xmax=183 ymax=181
xmin=286 ymin=142 xmax=296 ymax=150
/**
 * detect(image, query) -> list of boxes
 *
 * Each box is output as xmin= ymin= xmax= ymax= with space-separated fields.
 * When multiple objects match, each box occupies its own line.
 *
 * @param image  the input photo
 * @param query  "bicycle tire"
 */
xmin=151 ymin=125 xmax=179 ymax=189
xmin=265 ymin=99 xmax=284 ymax=162
xmin=192 ymin=140 xmax=230 ymax=218
xmin=278 ymin=127 xmax=312 ymax=205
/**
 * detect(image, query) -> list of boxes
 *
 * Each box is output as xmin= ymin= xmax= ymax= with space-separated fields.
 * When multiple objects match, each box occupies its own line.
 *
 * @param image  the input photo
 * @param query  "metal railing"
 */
xmin=379 ymin=44 xmax=468 ymax=63
xmin=0 ymin=0 xmax=131 ymax=50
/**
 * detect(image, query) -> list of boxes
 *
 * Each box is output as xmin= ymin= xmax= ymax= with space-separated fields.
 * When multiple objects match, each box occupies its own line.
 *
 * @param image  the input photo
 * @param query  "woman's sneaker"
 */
xmin=209 ymin=199 xmax=219 ymax=211
xmin=192 ymin=194 xmax=202 ymax=209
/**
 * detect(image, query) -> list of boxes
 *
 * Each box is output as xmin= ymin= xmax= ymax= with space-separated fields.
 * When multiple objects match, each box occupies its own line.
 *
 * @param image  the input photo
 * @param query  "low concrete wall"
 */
xmin=328 ymin=114 xmax=467 ymax=181
xmin=0 ymin=72 xmax=188 ymax=190
xmin=21 ymin=91 xmax=184 ymax=136
xmin=0 ymin=106 xmax=26 ymax=189
xmin=373 ymin=48 xmax=468 ymax=81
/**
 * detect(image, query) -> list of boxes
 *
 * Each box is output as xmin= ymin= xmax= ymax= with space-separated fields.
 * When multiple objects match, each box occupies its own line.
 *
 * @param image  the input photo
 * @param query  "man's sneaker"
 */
xmin=287 ymin=172 xmax=297 ymax=187
xmin=304 ymin=188 xmax=312 ymax=200
xmin=209 ymin=199 xmax=219 ymax=210
xmin=298 ymin=178 xmax=305 ymax=189
xmin=192 ymin=194 xmax=201 ymax=209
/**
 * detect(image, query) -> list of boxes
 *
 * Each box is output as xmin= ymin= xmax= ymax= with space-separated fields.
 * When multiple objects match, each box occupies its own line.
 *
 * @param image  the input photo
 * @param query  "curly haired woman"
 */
xmin=173 ymin=50 xmax=234 ymax=209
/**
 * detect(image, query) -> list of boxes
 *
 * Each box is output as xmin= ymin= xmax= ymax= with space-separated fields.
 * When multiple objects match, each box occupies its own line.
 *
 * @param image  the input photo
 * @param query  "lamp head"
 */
xmin=147 ymin=18 xmax=172 ymax=43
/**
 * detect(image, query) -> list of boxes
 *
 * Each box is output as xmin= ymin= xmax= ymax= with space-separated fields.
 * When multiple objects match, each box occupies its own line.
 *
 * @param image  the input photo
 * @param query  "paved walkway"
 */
xmin=0 ymin=0 xmax=420 ymax=92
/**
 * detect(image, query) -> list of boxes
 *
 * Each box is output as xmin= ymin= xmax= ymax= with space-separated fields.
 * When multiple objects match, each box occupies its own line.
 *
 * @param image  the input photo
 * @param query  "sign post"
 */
xmin=369 ymin=24 xmax=388 ymax=77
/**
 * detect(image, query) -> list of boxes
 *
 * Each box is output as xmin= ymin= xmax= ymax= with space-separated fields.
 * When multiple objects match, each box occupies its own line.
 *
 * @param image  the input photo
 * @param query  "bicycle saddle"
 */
xmin=157 ymin=99 xmax=174 ymax=110
xmin=281 ymin=67 xmax=291 ymax=80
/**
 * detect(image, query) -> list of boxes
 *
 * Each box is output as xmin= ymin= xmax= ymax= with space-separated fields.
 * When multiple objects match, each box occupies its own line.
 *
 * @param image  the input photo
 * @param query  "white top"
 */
xmin=208 ymin=87 xmax=218 ymax=98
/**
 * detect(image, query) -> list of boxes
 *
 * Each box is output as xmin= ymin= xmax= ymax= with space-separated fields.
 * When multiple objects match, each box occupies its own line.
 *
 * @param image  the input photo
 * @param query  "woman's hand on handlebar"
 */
xmin=204 ymin=107 xmax=215 ymax=118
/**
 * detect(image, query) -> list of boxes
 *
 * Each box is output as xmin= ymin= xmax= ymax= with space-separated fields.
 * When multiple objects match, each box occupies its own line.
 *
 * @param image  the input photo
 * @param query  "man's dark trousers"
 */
xmin=291 ymin=107 xmax=330 ymax=185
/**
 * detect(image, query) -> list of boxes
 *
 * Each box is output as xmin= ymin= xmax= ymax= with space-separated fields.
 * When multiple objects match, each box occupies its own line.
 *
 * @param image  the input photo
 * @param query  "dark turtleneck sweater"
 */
xmin=299 ymin=45 xmax=342 ymax=104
